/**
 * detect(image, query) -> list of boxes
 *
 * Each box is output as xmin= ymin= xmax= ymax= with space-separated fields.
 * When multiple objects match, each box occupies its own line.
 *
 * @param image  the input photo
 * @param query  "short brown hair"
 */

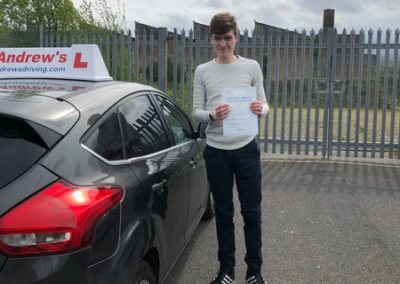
xmin=210 ymin=12 xmax=238 ymax=36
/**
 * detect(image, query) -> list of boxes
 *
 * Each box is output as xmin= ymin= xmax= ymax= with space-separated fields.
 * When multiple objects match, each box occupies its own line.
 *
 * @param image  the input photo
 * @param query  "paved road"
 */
xmin=166 ymin=159 xmax=400 ymax=284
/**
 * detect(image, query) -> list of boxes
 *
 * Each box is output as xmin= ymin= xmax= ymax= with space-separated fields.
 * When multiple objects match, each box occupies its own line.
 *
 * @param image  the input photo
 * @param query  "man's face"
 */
xmin=210 ymin=30 xmax=238 ymax=58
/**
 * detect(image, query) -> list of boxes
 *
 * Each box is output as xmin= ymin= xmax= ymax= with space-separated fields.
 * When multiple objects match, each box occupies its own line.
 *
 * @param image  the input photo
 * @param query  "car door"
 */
xmin=153 ymin=94 xmax=208 ymax=240
xmin=117 ymin=94 xmax=190 ymax=269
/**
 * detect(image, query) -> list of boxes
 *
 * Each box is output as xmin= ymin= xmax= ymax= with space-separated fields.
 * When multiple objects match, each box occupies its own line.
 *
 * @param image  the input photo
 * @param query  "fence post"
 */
xmin=120 ymin=29 xmax=125 ymax=81
xmin=39 ymin=25 xmax=44 ymax=47
xmin=127 ymin=29 xmax=132 ymax=81
xmin=158 ymin=27 xmax=168 ymax=93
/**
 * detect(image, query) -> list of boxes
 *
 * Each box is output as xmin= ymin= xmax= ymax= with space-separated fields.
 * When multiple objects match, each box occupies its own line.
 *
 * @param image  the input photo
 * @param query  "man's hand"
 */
xmin=250 ymin=100 xmax=263 ymax=116
xmin=211 ymin=104 xmax=230 ymax=120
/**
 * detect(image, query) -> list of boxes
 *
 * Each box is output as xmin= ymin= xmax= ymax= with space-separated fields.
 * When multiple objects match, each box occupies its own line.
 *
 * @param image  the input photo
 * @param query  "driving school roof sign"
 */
xmin=0 ymin=45 xmax=112 ymax=82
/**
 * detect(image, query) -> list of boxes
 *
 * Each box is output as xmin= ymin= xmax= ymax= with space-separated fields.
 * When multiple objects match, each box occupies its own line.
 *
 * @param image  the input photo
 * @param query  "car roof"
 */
xmin=63 ymin=80 xmax=159 ymax=111
xmin=0 ymin=79 xmax=160 ymax=135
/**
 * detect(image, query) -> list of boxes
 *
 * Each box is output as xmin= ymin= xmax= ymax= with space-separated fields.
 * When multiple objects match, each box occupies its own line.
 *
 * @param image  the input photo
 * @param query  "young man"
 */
xmin=193 ymin=12 xmax=269 ymax=284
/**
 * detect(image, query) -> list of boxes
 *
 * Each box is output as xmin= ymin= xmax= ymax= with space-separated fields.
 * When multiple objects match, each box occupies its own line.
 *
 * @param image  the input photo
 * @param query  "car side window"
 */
xmin=83 ymin=111 xmax=124 ymax=161
xmin=155 ymin=95 xmax=194 ymax=145
xmin=119 ymin=95 xmax=169 ymax=158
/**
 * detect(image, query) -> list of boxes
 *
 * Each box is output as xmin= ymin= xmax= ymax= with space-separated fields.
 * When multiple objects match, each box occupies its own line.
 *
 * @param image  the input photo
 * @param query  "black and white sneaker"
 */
xmin=246 ymin=271 xmax=267 ymax=284
xmin=210 ymin=268 xmax=235 ymax=284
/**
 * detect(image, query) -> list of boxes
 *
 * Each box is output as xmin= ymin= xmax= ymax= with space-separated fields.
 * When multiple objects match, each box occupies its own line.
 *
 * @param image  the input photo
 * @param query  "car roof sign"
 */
xmin=0 ymin=44 xmax=112 ymax=82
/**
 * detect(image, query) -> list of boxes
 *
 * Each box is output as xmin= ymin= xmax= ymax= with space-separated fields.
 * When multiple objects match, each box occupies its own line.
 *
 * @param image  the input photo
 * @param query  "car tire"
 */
xmin=134 ymin=261 xmax=156 ymax=284
xmin=202 ymin=191 xmax=214 ymax=221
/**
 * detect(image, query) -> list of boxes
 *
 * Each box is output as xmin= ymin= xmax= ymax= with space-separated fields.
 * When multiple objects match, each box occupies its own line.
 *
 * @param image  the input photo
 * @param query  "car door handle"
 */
xmin=189 ymin=160 xmax=198 ymax=169
xmin=152 ymin=179 xmax=167 ymax=195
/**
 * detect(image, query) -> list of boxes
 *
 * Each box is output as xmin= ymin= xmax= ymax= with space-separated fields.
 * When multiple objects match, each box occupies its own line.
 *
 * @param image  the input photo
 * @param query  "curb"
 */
xmin=260 ymin=154 xmax=400 ymax=168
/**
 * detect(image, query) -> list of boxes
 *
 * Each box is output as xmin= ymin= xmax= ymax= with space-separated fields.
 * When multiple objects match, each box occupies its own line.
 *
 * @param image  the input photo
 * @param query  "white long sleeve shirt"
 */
xmin=193 ymin=56 xmax=269 ymax=150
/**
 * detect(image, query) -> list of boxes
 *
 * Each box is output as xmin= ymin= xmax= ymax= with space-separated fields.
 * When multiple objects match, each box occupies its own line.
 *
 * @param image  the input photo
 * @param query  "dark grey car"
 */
xmin=0 ymin=79 xmax=213 ymax=284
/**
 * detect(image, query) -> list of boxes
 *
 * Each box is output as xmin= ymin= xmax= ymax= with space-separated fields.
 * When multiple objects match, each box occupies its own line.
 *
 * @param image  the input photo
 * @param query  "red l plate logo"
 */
xmin=73 ymin=53 xmax=88 ymax=68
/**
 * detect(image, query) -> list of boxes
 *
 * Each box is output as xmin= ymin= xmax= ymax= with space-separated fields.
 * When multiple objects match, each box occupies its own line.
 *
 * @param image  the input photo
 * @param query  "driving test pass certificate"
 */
xmin=221 ymin=86 xmax=258 ymax=136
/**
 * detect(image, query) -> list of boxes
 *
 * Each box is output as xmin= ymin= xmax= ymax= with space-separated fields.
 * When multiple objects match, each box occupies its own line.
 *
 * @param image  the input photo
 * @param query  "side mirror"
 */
xmin=195 ymin=122 xmax=207 ymax=139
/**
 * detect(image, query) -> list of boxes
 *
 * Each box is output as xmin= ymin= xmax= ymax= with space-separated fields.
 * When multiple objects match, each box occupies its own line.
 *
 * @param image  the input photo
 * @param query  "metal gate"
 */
xmin=323 ymin=29 xmax=399 ymax=159
xmin=263 ymin=28 xmax=399 ymax=160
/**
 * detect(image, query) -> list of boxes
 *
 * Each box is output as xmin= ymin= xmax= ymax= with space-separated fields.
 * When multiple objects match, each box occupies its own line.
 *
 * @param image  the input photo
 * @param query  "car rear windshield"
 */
xmin=0 ymin=115 xmax=60 ymax=188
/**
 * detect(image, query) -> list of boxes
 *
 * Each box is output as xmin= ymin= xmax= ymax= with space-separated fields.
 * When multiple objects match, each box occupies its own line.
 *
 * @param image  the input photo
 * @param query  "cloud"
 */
xmin=202 ymin=0 xmax=226 ymax=9
xmin=157 ymin=11 xmax=195 ymax=31
xmin=293 ymin=0 xmax=362 ymax=14
xmin=73 ymin=0 xmax=400 ymax=32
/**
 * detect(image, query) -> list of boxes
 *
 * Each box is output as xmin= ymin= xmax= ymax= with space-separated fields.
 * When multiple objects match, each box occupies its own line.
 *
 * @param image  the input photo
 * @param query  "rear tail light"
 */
xmin=0 ymin=180 xmax=123 ymax=257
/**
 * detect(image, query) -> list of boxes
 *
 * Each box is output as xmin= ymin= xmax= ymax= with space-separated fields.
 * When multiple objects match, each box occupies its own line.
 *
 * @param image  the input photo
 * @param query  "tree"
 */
xmin=78 ymin=0 xmax=127 ymax=31
xmin=0 ymin=0 xmax=81 ymax=30
xmin=0 ymin=3 xmax=5 ymax=25
xmin=0 ymin=0 xmax=127 ymax=32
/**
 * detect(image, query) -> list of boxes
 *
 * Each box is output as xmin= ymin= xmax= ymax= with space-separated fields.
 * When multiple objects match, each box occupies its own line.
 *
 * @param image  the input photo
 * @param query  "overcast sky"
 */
xmin=72 ymin=0 xmax=400 ymax=33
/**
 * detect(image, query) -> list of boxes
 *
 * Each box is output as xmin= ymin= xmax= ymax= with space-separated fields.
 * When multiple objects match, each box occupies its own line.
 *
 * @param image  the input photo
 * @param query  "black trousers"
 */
xmin=203 ymin=139 xmax=263 ymax=270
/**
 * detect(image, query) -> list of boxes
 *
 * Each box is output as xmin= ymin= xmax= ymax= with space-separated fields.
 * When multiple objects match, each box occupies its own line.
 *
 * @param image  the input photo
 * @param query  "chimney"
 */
xmin=323 ymin=9 xmax=335 ymax=31
xmin=322 ymin=9 xmax=335 ymax=68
